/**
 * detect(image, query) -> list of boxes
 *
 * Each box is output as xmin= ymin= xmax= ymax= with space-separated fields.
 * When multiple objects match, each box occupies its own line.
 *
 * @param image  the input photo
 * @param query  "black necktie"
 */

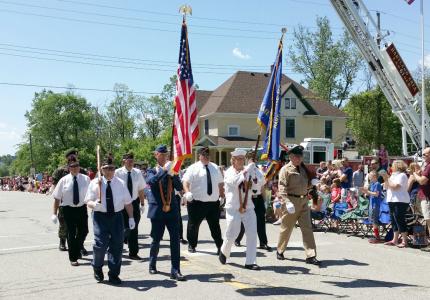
xmin=127 ymin=171 xmax=133 ymax=198
xmin=106 ymin=181 xmax=115 ymax=214
xmin=205 ymin=165 xmax=212 ymax=196
xmin=73 ymin=176 xmax=79 ymax=205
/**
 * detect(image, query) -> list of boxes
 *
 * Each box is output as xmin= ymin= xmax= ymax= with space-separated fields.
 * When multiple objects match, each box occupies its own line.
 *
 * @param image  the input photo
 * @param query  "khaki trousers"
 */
xmin=277 ymin=197 xmax=316 ymax=258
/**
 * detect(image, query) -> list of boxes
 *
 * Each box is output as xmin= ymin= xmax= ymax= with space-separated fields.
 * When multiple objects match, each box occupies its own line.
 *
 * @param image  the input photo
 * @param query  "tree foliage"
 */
xmin=9 ymin=76 xmax=178 ymax=176
xmin=344 ymin=87 xmax=402 ymax=155
xmin=289 ymin=16 xmax=363 ymax=107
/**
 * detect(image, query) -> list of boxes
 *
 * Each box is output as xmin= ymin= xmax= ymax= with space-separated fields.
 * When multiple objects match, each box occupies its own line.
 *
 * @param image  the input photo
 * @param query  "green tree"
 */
xmin=344 ymin=87 xmax=402 ymax=155
xmin=289 ymin=16 xmax=363 ymax=107
xmin=135 ymin=75 xmax=176 ymax=140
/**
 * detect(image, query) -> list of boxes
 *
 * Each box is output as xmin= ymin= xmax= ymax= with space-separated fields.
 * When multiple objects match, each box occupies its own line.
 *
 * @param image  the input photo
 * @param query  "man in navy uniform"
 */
xmin=146 ymin=145 xmax=186 ymax=281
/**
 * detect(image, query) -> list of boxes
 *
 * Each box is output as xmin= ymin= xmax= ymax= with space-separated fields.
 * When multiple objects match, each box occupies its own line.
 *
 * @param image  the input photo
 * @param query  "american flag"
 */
xmin=172 ymin=20 xmax=198 ymax=173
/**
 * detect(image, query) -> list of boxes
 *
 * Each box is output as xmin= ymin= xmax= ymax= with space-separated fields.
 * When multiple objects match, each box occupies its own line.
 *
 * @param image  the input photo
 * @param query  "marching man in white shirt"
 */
xmin=51 ymin=157 xmax=90 ymax=266
xmin=218 ymin=149 xmax=261 ymax=270
xmin=115 ymin=152 xmax=146 ymax=260
xmin=182 ymin=147 xmax=224 ymax=254
xmin=84 ymin=155 xmax=135 ymax=285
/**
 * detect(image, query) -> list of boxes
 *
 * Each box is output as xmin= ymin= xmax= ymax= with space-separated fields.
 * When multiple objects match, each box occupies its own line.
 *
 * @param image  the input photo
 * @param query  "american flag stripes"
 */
xmin=172 ymin=20 xmax=198 ymax=173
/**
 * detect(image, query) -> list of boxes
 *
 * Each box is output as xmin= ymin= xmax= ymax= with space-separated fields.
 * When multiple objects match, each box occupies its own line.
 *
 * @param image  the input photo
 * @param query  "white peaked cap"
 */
xmin=231 ymin=149 xmax=247 ymax=157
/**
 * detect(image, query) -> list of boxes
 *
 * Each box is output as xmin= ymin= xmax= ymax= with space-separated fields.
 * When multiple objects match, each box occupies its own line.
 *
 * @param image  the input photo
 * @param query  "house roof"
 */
xmin=195 ymin=90 xmax=212 ymax=111
xmin=197 ymin=71 xmax=345 ymax=118
xmin=306 ymin=99 xmax=347 ymax=117
xmin=196 ymin=135 xmax=257 ymax=148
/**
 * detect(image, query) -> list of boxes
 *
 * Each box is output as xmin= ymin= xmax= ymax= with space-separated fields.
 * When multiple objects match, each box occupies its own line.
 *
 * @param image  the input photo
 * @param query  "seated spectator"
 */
xmin=316 ymin=161 xmax=327 ymax=179
xmin=331 ymin=178 xmax=342 ymax=205
xmin=311 ymin=185 xmax=330 ymax=220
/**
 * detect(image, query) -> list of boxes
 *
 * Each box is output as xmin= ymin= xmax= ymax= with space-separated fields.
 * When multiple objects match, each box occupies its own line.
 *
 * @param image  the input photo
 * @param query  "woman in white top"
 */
xmin=382 ymin=160 xmax=410 ymax=248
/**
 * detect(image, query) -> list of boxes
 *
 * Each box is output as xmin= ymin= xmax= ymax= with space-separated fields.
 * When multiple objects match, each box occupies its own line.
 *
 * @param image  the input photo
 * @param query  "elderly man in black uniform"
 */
xmin=51 ymin=149 xmax=88 ymax=253
xmin=146 ymin=145 xmax=186 ymax=281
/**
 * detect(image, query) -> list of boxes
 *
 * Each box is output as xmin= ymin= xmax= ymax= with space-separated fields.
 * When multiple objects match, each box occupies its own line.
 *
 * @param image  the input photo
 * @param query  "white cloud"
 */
xmin=0 ymin=123 xmax=24 ymax=155
xmin=419 ymin=53 xmax=430 ymax=68
xmin=232 ymin=47 xmax=251 ymax=60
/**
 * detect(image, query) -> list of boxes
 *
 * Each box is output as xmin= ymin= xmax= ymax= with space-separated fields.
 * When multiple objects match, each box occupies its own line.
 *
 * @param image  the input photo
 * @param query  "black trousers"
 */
xmin=175 ymin=195 xmax=184 ymax=239
xmin=62 ymin=205 xmax=88 ymax=262
xmin=122 ymin=199 xmax=141 ymax=256
xmin=236 ymin=195 xmax=268 ymax=246
xmin=186 ymin=200 xmax=223 ymax=249
xmin=388 ymin=202 xmax=409 ymax=233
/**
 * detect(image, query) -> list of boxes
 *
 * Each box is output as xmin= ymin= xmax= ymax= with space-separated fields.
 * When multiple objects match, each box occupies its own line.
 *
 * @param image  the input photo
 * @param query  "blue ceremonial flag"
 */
xmin=257 ymin=39 xmax=283 ymax=162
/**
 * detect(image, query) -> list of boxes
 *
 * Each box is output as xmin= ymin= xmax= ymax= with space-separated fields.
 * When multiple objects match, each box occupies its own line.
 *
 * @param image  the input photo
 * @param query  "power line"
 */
xmin=0 ymin=9 xmax=278 ymax=41
xmin=0 ymin=0 xmax=287 ymax=35
xmin=0 ymin=42 xmax=296 ymax=70
xmin=0 ymin=82 xmax=160 ymax=94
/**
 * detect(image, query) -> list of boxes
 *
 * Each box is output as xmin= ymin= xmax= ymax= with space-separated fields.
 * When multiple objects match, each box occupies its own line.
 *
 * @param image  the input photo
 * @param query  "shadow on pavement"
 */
xmin=120 ymin=279 xmax=178 ymax=291
xmin=236 ymin=286 xmax=340 ymax=297
xmin=288 ymin=257 xmax=368 ymax=268
xmin=260 ymin=265 xmax=310 ymax=275
xmin=185 ymin=272 xmax=234 ymax=283
xmin=322 ymin=279 xmax=419 ymax=289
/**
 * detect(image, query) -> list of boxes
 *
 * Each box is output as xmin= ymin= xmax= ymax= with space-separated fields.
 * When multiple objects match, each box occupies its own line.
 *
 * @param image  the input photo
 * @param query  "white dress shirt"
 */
xmin=182 ymin=161 xmax=223 ymax=202
xmin=52 ymin=173 xmax=90 ymax=207
xmin=223 ymin=166 xmax=254 ymax=210
xmin=84 ymin=176 xmax=132 ymax=212
xmin=115 ymin=166 xmax=146 ymax=200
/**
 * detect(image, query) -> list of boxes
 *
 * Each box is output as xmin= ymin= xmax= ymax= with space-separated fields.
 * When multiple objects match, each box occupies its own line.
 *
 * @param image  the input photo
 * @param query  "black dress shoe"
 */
xmin=218 ymin=251 xmax=226 ymax=265
xmin=180 ymin=238 xmax=188 ymax=245
xmin=59 ymin=239 xmax=67 ymax=251
xmin=188 ymin=246 xmax=196 ymax=253
xmin=234 ymin=241 xmax=241 ymax=247
xmin=93 ymin=270 xmax=104 ymax=283
xmin=170 ymin=271 xmax=186 ymax=281
xmin=108 ymin=276 xmax=122 ymax=285
xmin=276 ymin=251 xmax=285 ymax=260
xmin=305 ymin=256 xmax=321 ymax=266
xmin=149 ymin=267 xmax=158 ymax=274
xmin=260 ymin=245 xmax=273 ymax=252
xmin=244 ymin=264 xmax=260 ymax=270
xmin=80 ymin=247 xmax=88 ymax=256
xmin=128 ymin=254 xmax=142 ymax=260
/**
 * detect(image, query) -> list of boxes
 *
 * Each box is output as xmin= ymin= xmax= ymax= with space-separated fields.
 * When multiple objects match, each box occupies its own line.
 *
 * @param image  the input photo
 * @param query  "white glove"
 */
xmin=286 ymin=202 xmax=296 ymax=214
xmin=184 ymin=192 xmax=193 ymax=202
xmin=244 ymin=162 xmax=256 ymax=174
xmin=93 ymin=202 xmax=105 ymax=212
xmin=164 ymin=161 xmax=174 ymax=176
xmin=140 ymin=204 xmax=145 ymax=214
xmin=129 ymin=218 xmax=136 ymax=230
xmin=51 ymin=214 xmax=58 ymax=224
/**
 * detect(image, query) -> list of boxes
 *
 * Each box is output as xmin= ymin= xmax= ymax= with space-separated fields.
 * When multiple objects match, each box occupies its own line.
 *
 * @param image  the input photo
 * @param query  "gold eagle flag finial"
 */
xmin=179 ymin=4 xmax=192 ymax=17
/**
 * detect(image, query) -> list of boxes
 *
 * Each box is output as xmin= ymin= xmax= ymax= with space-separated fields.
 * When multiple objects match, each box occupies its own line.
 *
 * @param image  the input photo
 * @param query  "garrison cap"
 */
xmin=197 ymin=147 xmax=209 ymax=156
xmin=101 ymin=154 xmax=115 ymax=168
xmin=154 ymin=145 xmax=168 ymax=153
xmin=123 ymin=152 xmax=134 ymax=160
xmin=64 ymin=148 xmax=78 ymax=158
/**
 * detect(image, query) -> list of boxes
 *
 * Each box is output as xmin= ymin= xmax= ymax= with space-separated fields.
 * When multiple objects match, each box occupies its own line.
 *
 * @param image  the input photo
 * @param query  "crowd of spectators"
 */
xmin=0 ymin=174 xmax=53 ymax=194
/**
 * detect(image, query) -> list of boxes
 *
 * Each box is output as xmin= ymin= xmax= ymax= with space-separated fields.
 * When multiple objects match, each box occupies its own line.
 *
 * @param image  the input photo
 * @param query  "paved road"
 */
xmin=1 ymin=191 xmax=430 ymax=299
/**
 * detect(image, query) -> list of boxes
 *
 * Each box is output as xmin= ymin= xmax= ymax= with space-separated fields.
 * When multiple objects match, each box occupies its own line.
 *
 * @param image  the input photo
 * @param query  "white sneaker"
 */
xmin=273 ymin=219 xmax=282 ymax=225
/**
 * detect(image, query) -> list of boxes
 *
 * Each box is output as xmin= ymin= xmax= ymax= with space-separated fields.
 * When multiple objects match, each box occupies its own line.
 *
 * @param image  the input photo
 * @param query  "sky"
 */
xmin=0 ymin=0 xmax=428 ymax=155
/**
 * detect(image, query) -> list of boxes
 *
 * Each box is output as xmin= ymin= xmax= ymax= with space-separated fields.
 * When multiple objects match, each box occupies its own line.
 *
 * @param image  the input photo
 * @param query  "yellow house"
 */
xmin=194 ymin=71 xmax=348 ymax=166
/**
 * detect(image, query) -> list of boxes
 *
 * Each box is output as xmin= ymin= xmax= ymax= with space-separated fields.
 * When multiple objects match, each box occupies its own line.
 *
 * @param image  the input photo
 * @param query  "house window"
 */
xmin=285 ymin=97 xmax=297 ymax=109
xmin=204 ymin=119 xmax=209 ymax=135
xmin=325 ymin=120 xmax=333 ymax=139
xmin=285 ymin=119 xmax=295 ymax=138
xmin=228 ymin=125 xmax=240 ymax=137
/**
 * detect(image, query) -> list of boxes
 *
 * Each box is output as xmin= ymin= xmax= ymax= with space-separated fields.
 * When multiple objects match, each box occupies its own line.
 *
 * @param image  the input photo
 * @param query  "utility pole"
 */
xmin=376 ymin=11 xmax=382 ymax=150
xmin=29 ymin=134 xmax=35 ymax=175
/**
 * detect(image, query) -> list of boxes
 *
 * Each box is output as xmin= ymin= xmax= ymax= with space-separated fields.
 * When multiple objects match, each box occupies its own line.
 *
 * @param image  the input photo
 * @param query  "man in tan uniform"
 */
xmin=276 ymin=145 xmax=320 ymax=265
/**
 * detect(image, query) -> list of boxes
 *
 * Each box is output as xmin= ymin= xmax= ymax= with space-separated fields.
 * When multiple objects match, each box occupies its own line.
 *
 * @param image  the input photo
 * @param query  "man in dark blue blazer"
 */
xmin=146 ymin=145 xmax=185 ymax=281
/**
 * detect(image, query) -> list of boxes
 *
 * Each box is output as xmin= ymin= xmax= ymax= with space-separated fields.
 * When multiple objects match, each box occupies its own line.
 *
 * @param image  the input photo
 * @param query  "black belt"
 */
xmin=287 ymin=193 xmax=307 ymax=199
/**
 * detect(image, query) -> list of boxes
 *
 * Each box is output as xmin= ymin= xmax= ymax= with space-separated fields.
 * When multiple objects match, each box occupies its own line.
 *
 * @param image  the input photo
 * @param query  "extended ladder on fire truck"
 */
xmin=329 ymin=0 xmax=430 ymax=152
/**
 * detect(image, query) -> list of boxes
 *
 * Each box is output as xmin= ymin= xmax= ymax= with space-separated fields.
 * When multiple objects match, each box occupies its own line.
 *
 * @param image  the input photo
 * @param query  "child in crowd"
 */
xmin=331 ymin=178 xmax=342 ymax=206
xmin=361 ymin=171 xmax=384 ymax=243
